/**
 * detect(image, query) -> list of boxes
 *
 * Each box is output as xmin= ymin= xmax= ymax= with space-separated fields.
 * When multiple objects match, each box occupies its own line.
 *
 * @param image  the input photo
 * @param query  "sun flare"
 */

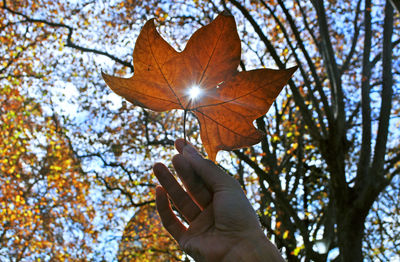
xmin=188 ymin=85 xmax=202 ymax=99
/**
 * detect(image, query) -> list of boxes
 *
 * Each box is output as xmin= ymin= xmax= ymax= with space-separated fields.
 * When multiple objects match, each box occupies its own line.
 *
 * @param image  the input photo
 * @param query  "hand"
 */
xmin=153 ymin=139 xmax=284 ymax=262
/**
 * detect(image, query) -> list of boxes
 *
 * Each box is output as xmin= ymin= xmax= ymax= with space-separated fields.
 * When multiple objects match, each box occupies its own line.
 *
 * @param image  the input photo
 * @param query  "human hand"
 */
xmin=153 ymin=139 xmax=284 ymax=262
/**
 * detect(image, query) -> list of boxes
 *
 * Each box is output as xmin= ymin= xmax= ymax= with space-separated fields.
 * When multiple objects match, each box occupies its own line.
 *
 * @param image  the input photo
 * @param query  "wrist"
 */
xmin=222 ymin=234 xmax=285 ymax=262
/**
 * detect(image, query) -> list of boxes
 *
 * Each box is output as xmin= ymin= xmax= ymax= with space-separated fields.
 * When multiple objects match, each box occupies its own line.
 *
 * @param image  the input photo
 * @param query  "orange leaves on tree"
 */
xmin=118 ymin=203 xmax=182 ymax=261
xmin=103 ymin=11 xmax=296 ymax=160
xmin=0 ymin=86 xmax=96 ymax=260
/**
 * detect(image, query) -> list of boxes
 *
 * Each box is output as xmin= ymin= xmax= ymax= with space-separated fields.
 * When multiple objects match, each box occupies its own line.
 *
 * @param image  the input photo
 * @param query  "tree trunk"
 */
xmin=336 ymin=208 xmax=368 ymax=262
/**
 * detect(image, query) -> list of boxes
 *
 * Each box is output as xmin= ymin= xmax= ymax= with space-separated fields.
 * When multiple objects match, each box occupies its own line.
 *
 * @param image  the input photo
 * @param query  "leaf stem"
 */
xmin=183 ymin=109 xmax=188 ymax=144
xmin=183 ymin=100 xmax=193 ymax=145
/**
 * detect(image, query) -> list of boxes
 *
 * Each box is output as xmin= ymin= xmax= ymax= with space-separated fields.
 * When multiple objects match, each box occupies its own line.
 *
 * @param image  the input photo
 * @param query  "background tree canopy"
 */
xmin=1 ymin=0 xmax=399 ymax=261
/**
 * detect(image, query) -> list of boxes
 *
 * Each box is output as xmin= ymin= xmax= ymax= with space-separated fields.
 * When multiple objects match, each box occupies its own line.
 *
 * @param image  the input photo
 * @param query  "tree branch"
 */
xmin=356 ymin=0 xmax=372 ymax=186
xmin=340 ymin=0 xmax=362 ymax=74
xmin=1 ymin=3 xmax=133 ymax=71
xmin=371 ymin=1 xmax=394 ymax=178
xmin=311 ymin=0 xmax=345 ymax=144
xmin=233 ymin=150 xmax=317 ymax=255
xmin=390 ymin=0 xmax=400 ymax=13
xmin=371 ymin=38 xmax=400 ymax=67
xmin=384 ymin=152 xmax=400 ymax=177
xmin=228 ymin=0 xmax=323 ymax=142
xmin=275 ymin=0 xmax=333 ymax=129
xmin=260 ymin=0 xmax=329 ymax=139
xmin=294 ymin=0 xmax=319 ymax=46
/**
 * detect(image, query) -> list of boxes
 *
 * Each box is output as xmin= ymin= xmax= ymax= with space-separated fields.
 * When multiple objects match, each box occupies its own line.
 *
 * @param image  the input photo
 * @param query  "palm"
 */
xmin=181 ymin=206 xmax=237 ymax=261
xmin=182 ymin=194 xmax=261 ymax=261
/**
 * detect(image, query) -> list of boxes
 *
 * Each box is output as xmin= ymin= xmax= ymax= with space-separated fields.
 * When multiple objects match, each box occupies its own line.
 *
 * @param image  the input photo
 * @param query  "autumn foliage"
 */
xmin=0 ymin=86 xmax=96 ymax=259
xmin=117 ymin=202 xmax=181 ymax=261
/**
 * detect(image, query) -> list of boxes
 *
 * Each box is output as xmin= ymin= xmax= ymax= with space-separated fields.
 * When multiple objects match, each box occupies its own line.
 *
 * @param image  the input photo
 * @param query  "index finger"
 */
xmin=175 ymin=139 xmax=238 ymax=192
xmin=172 ymin=154 xmax=212 ymax=209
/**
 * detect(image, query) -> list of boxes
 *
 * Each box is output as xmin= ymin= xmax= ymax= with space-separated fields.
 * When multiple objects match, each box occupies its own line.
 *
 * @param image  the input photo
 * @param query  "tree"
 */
xmin=0 ymin=84 xmax=97 ymax=260
xmin=224 ymin=1 xmax=399 ymax=260
xmin=1 ymin=0 xmax=399 ymax=261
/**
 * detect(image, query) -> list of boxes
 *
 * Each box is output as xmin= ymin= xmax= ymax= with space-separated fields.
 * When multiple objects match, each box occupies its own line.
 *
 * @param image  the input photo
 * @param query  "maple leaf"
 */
xmin=102 ymin=11 xmax=297 ymax=161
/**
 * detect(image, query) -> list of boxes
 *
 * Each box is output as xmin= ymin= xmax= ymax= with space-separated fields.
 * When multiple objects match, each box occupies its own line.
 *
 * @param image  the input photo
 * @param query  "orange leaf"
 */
xmin=102 ymin=11 xmax=297 ymax=161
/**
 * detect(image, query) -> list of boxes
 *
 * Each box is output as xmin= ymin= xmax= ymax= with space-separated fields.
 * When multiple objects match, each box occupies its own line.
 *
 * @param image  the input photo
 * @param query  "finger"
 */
xmin=181 ymin=143 xmax=237 ymax=192
xmin=175 ymin=138 xmax=190 ymax=154
xmin=155 ymin=186 xmax=186 ymax=242
xmin=153 ymin=163 xmax=201 ymax=222
xmin=172 ymin=154 xmax=212 ymax=209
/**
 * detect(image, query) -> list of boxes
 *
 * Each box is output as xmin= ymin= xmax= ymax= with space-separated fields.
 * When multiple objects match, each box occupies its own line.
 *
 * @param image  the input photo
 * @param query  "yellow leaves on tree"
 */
xmin=0 ymin=86 xmax=97 ymax=260
xmin=103 ymin=11 xmax=296 ymax=161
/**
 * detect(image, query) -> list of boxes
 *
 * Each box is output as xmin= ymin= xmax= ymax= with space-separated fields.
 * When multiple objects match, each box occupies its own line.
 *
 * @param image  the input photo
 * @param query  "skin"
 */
xmin=153 ymin=139 xmax=285 ymax=262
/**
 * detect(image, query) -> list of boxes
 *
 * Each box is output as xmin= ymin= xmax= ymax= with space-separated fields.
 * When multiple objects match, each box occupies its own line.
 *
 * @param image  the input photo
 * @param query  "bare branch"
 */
xmin=340 ymin=0 xmax=362 ymax=74
xmin=275 ymin=0 xmax=333 ymax=129
xmin=260 ymin=0 xmax=329 ymax=138
xmin=294 ymin=0 xmax=319 ymax=50
xmin=234 ymin=149 xmax=324 ymax=260
xmin=228 ymin=0 xmax=323 ymax=142
xmin=311 ymin=0 xmax=345 ymax=144
xmin=356 ymin=0 xmax=373 ymax=185
xmin=390 ymin=0 xmax=400 ymax=13
xmin=371 ymin=1 xmax=394 ymax=177
xmin=384 ymin=152 xmax=400 ymax=176
xmin=1 ymin=3 xmax=134 ymax=71
xmin=371 ymin=38 xmax=400 ymax=67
